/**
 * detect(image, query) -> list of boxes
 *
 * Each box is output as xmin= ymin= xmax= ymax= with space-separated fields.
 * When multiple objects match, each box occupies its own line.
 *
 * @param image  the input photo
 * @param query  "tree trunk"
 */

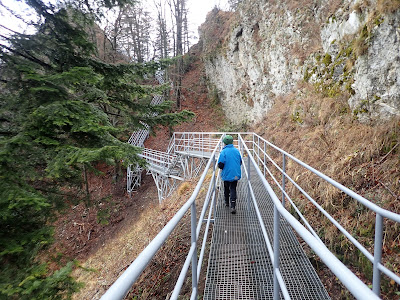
xmin=113 ymin=159 xmax=122 ymax=184
xmin=174 ymin=0 xmax=185 ymax=109
xmin=83 ymin=164 xmax=90 ymax=205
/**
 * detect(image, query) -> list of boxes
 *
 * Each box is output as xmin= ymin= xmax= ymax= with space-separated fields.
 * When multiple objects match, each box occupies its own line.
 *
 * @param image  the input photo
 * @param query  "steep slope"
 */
xmin=254 ymin=84 xmax=399 ymax=299
xmin=144 ymin=43 xmax=225 ymax=151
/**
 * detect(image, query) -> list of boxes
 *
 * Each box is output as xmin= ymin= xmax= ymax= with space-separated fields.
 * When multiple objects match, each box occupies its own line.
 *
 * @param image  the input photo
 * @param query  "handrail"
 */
xmin=238 ymin=134 xmax=379 ymax=299
xmin=252 ymin=133 xmax=400 ymax=222
xmin=127 ymin=71 xmax=165 ymax=193
xmin=247 ymin=133 xmax=400 ymax=295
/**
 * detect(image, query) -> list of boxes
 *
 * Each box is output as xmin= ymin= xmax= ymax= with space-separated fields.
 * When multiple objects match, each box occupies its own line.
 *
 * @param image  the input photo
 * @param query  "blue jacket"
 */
xmin=218 ymin=144 xmax=242 ymax=182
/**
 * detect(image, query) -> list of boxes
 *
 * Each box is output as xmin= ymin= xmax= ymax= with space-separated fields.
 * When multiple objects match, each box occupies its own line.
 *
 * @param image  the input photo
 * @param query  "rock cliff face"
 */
xmin=200 ymin=0 xmax=400 ymax=125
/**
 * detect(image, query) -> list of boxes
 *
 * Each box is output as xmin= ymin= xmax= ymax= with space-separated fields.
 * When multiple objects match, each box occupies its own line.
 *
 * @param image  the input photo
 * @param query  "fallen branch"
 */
xmin=378 ymin=142 xmax=399 ymax=164
xmin=379 ymin=181 xmax=400 ymax=200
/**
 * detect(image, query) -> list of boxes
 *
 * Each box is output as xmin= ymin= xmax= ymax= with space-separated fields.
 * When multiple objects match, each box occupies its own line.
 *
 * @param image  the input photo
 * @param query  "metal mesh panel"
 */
xmin=204 ymin=165 xmax=330 ymax=299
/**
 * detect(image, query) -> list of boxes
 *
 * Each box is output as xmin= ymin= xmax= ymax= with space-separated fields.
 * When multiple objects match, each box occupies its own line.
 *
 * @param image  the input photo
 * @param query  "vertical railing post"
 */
xmin=127 ymin=164 xmax=131 ymax=194
xmin=201 ymin=132 xmax=203 ymax=153
xmin=372 ymin=213 xmax=383 ymax=296
xmin=273 ymin=205 xmax=281 ymax=300
xmin=212 ymin=155 xmax=217 ymax=218
xmin=241 ymin=135 xmax=243 ymax=153
xmin=252 ymin=134 xmax=255 ymax=157
xmin=257 ymin=135 xmax=260 ymax=167
xmin=247 ymin=154 xmax=251 ymax=211
xmin=191 ymin=201 xmax=198 ymax=297
xmin=282 ymin=154 xmax=286 ymax=207
xmin=263 ymin=141 xmax=266 ymax=177
xmin=174 ymin=133 xmax=177 ymax=153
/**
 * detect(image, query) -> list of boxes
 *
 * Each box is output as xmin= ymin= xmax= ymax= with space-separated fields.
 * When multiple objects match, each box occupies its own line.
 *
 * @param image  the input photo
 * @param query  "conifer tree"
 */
xmin=0 ymin=0 xmax=193 ymax=298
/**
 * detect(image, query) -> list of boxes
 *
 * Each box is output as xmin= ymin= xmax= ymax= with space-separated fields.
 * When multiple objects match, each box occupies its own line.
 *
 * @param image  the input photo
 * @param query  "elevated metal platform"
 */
xmin=128 ymin=132 xmax=222 ymax=202
xmin=204 ymin=166 xmax=330 ymax=299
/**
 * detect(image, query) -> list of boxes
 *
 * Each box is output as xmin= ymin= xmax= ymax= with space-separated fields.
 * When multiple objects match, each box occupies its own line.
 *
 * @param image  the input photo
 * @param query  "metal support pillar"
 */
xmin=191 ymin=202 xmax=198 ymax=297
xmin=372 ymin=214 xmax=383 ymax=296
xmin=273 ymin=205 xmax=281 ymax=300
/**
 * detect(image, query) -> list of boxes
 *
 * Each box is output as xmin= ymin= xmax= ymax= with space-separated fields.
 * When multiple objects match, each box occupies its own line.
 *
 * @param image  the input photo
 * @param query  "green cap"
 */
xmin=223 ymin=135 xmax=233 ymax=145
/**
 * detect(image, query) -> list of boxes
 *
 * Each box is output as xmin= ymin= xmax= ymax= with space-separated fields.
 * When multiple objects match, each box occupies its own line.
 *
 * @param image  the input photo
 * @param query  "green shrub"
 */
xmin=1 ymin=262 xmax=82 ymax=299
xmin=322 ymin=53 xmax=332 ymax=65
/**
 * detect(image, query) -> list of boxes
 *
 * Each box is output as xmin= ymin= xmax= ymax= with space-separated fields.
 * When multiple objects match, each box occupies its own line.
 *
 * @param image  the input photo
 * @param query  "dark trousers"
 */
xmin=224 ymin=180 xmax=238 ymax=208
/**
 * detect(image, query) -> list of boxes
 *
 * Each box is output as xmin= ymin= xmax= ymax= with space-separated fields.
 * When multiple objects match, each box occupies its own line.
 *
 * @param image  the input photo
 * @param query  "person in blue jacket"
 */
xmin=218 ymin=135 xmax=242 ymax=214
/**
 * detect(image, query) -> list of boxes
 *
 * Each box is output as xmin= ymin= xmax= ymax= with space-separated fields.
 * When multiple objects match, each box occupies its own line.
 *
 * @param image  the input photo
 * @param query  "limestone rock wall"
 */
xmin=200 ymin=0 xmax=400 ymax=125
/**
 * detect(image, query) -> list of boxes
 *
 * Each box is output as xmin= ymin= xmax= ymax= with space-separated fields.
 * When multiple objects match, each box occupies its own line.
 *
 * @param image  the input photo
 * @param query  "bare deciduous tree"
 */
xmin=167 ymin=0 xmax=188 ymax=109
xmin=154 ymin=0 xmax=170 ymax=59
xmin=119 ymin=3 xmax=152 ymax=62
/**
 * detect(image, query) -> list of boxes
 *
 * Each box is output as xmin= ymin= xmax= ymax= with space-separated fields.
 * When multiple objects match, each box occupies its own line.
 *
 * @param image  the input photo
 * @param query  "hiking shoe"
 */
xmin=230 ymin=207 xmax=236 ymax=214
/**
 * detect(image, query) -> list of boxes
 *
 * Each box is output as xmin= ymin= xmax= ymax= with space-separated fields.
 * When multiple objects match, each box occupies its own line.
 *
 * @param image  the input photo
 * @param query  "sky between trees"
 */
xmin=0 ymin=0 xmax=231 ymax=56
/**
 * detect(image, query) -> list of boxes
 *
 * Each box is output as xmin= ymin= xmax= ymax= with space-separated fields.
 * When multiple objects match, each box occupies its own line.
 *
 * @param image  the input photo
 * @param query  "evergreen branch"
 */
xmin=0 ymin=131 xmax=13 ymax=135
xmin=0 ymin=43 xmax=53 ymax=69
xmin=34 ymin=186 xmax=75 ymax=197
xmin=0 ymin=24 xmax=30 ymax=37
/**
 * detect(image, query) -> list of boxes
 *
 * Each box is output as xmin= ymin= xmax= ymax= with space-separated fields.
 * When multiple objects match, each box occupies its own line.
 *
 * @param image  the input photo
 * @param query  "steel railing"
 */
xmin=168 ymin=132 xmax=243 ymax=155
xmin=139 ymin=148 xmax=178 ymax=174
xmin=237 ymin=134 xmax=379 ymax=299
xmin=127 ymin=71 xmax=165 ymax=193
xmin=243 ymin=133 xmax=400 ymax=297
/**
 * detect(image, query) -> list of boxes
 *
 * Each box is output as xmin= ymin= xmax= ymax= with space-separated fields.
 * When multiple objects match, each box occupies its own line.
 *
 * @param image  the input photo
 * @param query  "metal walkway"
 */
xmin=103 ymin=132 xmax=400 ymax=300
xmin=126 ymin=70 xmax=167 ymax=196
xmin=204 ymin=166 xmax=330 ymax=299
xmin=128 ymin=132 xmax=220 ymax=202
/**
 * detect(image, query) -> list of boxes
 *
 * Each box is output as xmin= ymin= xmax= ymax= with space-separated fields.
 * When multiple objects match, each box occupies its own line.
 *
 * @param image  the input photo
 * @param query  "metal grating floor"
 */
xmin=204 ymin=166 xmax=330 ymax=299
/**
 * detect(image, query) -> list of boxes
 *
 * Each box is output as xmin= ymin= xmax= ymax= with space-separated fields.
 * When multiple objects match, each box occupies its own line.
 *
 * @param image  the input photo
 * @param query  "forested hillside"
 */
xmin=0 ymin=0 xmax=194 ymax=298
